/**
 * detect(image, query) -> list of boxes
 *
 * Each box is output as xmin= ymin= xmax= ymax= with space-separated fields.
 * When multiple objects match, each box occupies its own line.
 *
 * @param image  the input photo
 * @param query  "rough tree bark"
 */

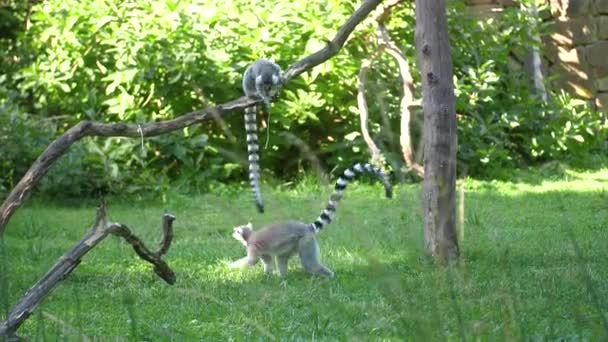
xmin=0 ymin=203 xmax=176 ymax=339
xmin=0 ymin=0 xmax=384 ymax=236
xmin=414 ymin=0 xmax=459 ymax=260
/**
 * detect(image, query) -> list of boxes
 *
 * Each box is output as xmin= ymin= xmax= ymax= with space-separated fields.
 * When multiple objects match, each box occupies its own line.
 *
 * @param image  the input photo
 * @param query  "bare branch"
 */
xmin=355 ymin=0 xmax=404 ymax=166
xmin=0 ymin=0 xmax=385 ymax=236
xmin=0 ymin=204 xmax=176 ymax=338
xmin=108 ymin=214 xmax=176 ymax=284
xmin=376 ymin=23 xmax=424 ymax=177
xmin=355 ymin=0 xmax=423 ymax=176
xmin=357 ymin=46 xmax=386 ymax=164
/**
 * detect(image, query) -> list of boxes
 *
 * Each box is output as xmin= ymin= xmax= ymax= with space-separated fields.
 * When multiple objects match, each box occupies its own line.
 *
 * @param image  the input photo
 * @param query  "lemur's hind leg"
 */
xmin=298 ymin=237 xmax=334 ymax=278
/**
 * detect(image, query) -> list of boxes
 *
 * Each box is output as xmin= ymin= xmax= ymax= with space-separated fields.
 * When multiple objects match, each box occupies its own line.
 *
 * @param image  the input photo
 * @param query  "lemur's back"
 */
xmin=247 ymin=221 xmax=311 ymax=256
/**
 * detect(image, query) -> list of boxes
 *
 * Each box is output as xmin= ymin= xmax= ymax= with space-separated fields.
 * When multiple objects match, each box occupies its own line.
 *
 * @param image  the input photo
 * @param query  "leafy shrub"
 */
xmin=0 ymin=109 xmax=53 ymax=196
xmin=445 ymin=2 xmax=607 ymax=178
xmin=0 ymin=0 xmax=606 ymax=197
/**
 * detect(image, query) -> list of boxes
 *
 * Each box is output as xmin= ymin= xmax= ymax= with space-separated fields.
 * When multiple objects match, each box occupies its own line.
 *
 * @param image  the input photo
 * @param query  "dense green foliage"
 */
xmin=0 ymin=0 xmax=606 ymax=196
xmin=1 ymin=168 xmax=607 ymax=339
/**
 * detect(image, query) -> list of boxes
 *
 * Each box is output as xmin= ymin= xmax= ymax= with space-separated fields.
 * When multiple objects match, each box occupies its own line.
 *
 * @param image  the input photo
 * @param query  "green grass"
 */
xmin=1 ymin=168 xmax=608 ymax=340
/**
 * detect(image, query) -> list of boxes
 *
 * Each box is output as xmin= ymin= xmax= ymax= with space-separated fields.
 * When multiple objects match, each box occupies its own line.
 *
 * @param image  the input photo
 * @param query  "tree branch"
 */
xmin=108 ymin=214 xmax=176 ymax=284
xmin=0 ymin=0 xmax=385 ymax=236
xmin=282 ymin=0 xmax=384 ymax=82
xmin=0 ymin=203 xmax=176 ymax=339
xmin=356 ymin=0 xmax=423 ymax=176
xmin=376 ymin=23 xmax=424 ymax=177
xmin=357 ymin=45 xmax=386 ymax=164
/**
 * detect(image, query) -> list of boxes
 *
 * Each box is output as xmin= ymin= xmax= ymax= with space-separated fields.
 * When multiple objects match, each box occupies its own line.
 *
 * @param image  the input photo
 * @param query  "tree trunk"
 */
xmin=414 ymin=0 xmax=459 ymax=261
xmin=524 ymin=0 xmax=548 ymax=103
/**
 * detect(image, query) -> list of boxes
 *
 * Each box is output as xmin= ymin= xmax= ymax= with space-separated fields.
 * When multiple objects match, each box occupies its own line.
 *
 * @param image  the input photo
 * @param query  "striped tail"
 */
xmin=244 ymin=106 xmax=264 ymax=213
xmin=311 ymin=162 xmax=392 ymax=233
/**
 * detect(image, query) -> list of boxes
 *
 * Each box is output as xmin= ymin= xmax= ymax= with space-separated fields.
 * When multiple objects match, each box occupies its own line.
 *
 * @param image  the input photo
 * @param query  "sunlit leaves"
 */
xmin=1 ymin=0 xmax=605 ymax=195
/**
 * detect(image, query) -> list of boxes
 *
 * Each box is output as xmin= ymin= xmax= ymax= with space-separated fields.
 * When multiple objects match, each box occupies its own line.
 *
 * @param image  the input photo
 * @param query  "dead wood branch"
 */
xmin=156 ymin=212 xmax=175 ymax=257
xmin=376 ymin=23 xmax=424 ymax=177
xmin=355 ymin=0 xmax=404 ymax=166
xmin=108 ymin=214 xmax=176 ymax=283
xmin=0 ymin=0 xmax=384 ymax=236
xmin=357 ymin=46 xmax=386 ymax=164
xmin=0 ymin=203 xmax=176 ymax=339
xmin=356 ymin=0 xmax=424 ymax=176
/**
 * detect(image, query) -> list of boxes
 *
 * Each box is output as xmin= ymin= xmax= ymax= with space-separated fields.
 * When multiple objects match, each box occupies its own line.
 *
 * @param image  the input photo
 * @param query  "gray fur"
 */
xmin=229 ymin=221 xmax=333 ymax=278
xmin=229 ymin=162 xmax=392 ymax=278
xmin=242 ymin=60 xmax=283 ymax=214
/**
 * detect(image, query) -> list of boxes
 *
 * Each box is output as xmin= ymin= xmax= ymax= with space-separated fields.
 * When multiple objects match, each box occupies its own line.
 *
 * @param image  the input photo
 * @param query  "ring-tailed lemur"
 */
xmin=229 ymin=162 xmax=392 ymax=278
xmin=242 ymin=60 xmax=284 ymax=214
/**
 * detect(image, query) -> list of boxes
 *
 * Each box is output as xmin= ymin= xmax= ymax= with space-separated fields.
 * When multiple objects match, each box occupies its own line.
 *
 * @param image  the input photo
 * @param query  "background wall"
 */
xmin=466 ymin=0 xmax=608 ymax=112
xmin=545 ymin=0 xmax=608 ymax=112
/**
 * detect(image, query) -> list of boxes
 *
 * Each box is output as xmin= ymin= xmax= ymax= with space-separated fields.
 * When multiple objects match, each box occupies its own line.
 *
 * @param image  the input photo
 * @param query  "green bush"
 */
xmin=0 ymin=0 xmax=606 ymax=196
xmin=0 ymin=106 xmax=53 ymax=196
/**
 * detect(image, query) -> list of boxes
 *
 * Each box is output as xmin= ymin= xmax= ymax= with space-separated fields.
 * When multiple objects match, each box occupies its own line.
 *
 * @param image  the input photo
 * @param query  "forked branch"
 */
xmin=0 ymin=203 xmax=176 ymax=339
xmin=376 ymin=23 xmax=424 ymax=177
xmin=108 ymin=214 xmax=176 ymax=283
xmin=356 ymin=0 xmax=424 ymax=176
xmin=0 ymin=0 xmax=384 ymax=236
xmin=357 ymin=45 xmax=386 ymax=164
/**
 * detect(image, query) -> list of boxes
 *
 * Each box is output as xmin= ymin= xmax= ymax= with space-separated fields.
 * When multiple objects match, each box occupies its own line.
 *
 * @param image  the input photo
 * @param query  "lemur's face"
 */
xmin=256 ymin=74 xmax=280 ymax=99
xmin=232 ymin=223 xmax=253 ymax=247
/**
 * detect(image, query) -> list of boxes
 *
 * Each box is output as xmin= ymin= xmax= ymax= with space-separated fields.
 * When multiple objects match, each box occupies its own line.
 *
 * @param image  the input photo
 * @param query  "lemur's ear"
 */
xmin=246 ymin=222 xmax=253 ymax=228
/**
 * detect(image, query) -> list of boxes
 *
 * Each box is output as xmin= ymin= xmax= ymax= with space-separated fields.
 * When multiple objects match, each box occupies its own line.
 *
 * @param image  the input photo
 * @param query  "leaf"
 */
xmin=571 ymin=135 xmax=584 ymax=143
xmin=344 ymin=131 xmax=360 ymax=141
xmin=305 ymin=37 xmax=325 ymax=55
xmin=59 ymin=83 xmax=71 ymax=93
xmin=96 ymin=16 xmax=115 ymax=30
xmin=165 ymin=0 xmax=180 ymax=11
xmin=96 ymin=60 xmax=108 ymax=74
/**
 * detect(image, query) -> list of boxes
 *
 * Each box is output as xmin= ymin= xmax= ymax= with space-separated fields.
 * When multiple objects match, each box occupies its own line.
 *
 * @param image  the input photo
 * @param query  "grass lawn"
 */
xmin=1 ymin=167 xmax=607 ymax=340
